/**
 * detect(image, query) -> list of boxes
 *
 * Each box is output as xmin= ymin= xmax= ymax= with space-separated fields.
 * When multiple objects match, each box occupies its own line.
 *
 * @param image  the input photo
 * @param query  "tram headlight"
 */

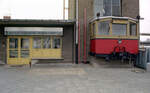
xmin=118 ymin=40 xmax=122 ymax=44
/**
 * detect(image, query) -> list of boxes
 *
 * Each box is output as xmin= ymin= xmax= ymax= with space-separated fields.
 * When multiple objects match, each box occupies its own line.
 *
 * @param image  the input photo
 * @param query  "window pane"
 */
xmin=112 ymin=6 xmax=121 ymax=16
xmin=130 ymin=23 xmax=137 ymax=36
xmin=112 ymin=24 xmax=127 ymax=36
xmin=103 ymin=0 xmax=121 ymax=16
xmin=21 ymin=50 xmax=29 ymax=58
xmin=21 ymin=38 xmax=29 ymax=49
xmin=33 ymin=37 xmax=41 ymax=48
xmin=43 ymin=37 xmax=51 ymax=48
xmin=9 ymin=38 xmax=18 ymax=48
xmin=103 ymin=0 xmax=112 ymax=16
xmin=112 ymin=0 xmax=121 ymax=16
xmin=9 ymin=50 xmax=18 ymax=58
xmin=52 ymin=37 xmax=61 ymax=49
xmin=98 ymin=21 xmax=110 ymax=35
xmin=112 ymin=0 xmax=120 ymax=5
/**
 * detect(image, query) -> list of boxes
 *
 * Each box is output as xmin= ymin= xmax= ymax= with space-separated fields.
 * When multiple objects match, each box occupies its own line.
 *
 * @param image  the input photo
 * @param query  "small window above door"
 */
xmin=130 ymin=23 xmax=137 ymax=36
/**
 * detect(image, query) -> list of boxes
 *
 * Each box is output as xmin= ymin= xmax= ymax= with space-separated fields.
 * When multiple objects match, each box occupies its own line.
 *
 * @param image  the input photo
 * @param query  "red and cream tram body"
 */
xmin=90 ymin=16 xmax=139 ymax=60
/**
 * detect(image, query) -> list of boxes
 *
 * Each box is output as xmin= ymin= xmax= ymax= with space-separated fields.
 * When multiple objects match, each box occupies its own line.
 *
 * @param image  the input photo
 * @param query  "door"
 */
xmin=7 ymin=37 xmax=31 ymax=65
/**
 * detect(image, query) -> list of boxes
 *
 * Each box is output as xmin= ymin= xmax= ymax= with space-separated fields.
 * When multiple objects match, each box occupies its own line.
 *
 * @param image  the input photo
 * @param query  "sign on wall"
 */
xmin=5 ymin=27 xmax=63 ymax=36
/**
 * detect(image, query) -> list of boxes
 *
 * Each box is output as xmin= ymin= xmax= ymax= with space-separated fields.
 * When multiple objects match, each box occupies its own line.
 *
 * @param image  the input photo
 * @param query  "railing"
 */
xmin=140 ymin=33 xmax=150 ymax=36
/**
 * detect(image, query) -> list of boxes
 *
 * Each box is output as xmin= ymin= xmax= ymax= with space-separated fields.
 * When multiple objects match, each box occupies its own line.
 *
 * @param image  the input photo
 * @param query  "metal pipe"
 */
xmin=76 ymin=0 xmax=79 ymax=44
xmin=78 ymin=21 xmax=81 ymax=63
xmin=75 ymin=0 xmax=79 ymax=64
xmin=140 ymin=33 xmax=150 ymax=36
xmin=63 ymin=0 xmax=65 ymax=19
xmin=84 ymin=8 xmax=87 ymax=63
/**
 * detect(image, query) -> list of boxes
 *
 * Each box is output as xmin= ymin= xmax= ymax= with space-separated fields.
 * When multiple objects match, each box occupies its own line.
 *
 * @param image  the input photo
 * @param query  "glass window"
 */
xmin=9 ymin=38 xmax=18 ymax=48
xmin=98 ymin=21 xmax=110 ymax=35
xmin=52 ymin=37 xmax=61 ymax=49
xmin=43 ymin=37 xmax=51 ymax=48
xmin=112 ymin=24 xmax=127 ymax=36
xmin=103 ymin=0 xmax=112 ymax=16
xmin=21 ymin=38 xmax=29 ymax=49
xmin=33 ymin=37 xmax=41 ymax=48
xmin=21 ymin=50 xmax=29 ymax=58
xmin=9 ymin=50 xmax=18 ymax=58
xmin=112 ymin=0 xmax=121 ymax=16
xmin=103 ymin=0 xmax=121 ymax=16
xmin=21 ymin=38 xmax=29 ymax=58
xmin=130 ymin=23 xmax=137 ymax=36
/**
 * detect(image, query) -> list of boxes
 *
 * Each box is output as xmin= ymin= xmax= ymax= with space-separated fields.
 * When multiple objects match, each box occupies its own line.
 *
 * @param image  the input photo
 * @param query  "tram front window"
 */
xmin=98 ymin=21 xmax=110 ymax=35
xmin=112 ymin=24 xmax=127 ymax=36
xmin=130 ymin=23 xmax=137 ymax=36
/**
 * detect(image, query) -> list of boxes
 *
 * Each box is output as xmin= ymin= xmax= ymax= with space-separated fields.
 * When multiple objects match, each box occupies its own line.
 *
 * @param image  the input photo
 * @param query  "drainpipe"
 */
xmin=75 ymin=0 xmax=79 ymax=64
xmin=78 ymin=21 xmax=81 ymax=64
xmin=83 ymin=8 xmax=87 ymax=63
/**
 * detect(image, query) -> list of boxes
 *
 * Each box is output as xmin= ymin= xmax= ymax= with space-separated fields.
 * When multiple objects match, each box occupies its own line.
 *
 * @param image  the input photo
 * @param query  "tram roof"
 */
xmin=0 ymin=19 xmax=75 ymax=27
xmin=90 ymin=16 xmax=138 ymax=23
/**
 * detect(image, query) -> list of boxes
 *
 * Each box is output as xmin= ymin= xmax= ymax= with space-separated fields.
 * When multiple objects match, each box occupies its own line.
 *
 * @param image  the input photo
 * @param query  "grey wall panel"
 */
xmin=122 ymin=0 xmax=139 ymax=18
xmin=62 ymin=26 xmax=74 ymax=62
xmin=0 ymin=27 xmax=6 ymax=64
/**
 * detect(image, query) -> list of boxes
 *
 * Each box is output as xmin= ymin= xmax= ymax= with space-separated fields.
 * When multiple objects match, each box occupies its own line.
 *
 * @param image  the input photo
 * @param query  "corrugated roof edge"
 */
xmin=0 ymin=19 xmax=76 ymax=26
xmin=0 ymin=19 xmax=75 ymax=22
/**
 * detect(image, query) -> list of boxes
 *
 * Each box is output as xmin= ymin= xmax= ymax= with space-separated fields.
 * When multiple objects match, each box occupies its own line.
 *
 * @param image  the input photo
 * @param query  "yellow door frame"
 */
xmin=7 ymin=36 xmax=31 ymax=65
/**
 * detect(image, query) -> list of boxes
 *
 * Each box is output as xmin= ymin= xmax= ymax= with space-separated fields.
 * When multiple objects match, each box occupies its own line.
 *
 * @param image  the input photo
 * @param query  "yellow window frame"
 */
xmin=31 ymin=36 xmax=62 ymax=59
xmin=129 ymin=20 xmax=139 ymax=39
xmin=91 ymin=18 xmax=139 ymax=39
xmin=96 ymin=18 xmax=112 ymax=37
